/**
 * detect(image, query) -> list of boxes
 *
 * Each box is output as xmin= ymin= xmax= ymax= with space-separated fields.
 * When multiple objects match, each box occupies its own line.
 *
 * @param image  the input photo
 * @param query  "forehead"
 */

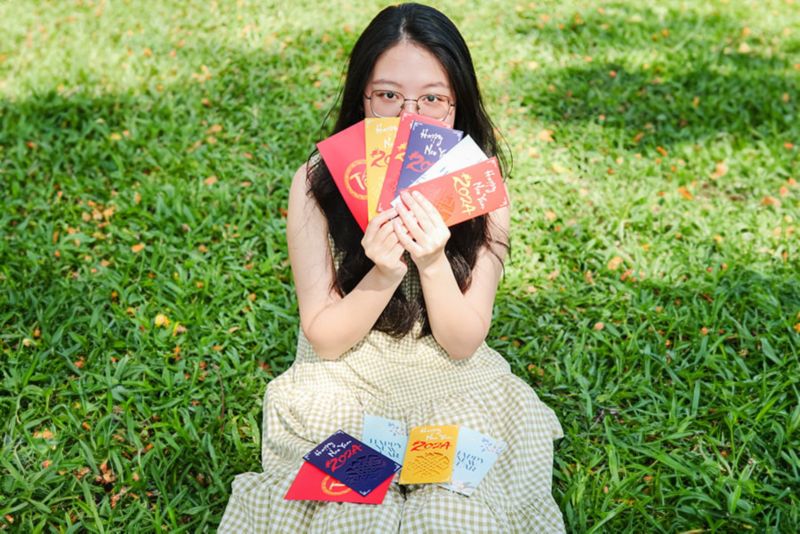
xmin=368 ymin=41 xmax=451 ymax=92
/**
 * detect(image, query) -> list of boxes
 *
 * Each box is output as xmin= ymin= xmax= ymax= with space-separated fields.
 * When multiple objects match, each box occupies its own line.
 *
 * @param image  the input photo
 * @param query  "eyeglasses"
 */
xmin=365 ymin=90 xmax=455 ymax=121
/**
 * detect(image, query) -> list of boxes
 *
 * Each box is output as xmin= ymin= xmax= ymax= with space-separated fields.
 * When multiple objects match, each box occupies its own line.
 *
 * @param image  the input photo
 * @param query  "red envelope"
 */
xmin=284 ymin=461 xmax=394 ymax=504
xmin=377 ymin=112 xmax=448 ymax=214
xmin=317 ymin=121 xmax=368 ymax=232
xmin=398 ymin=157 xmax=508 ymax=227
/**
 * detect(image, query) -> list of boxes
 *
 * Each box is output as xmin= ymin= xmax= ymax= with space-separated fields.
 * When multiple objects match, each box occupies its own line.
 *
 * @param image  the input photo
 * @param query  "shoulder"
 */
xmin=288 ymin=158 xmax=327 ymax=241
xmin=486 ymin=204 xmax=510 ymax=262
xmin=290 ymin=161 xmax=309 ymax=194
xmin=289 ymin=153 xmax=324 ymax=196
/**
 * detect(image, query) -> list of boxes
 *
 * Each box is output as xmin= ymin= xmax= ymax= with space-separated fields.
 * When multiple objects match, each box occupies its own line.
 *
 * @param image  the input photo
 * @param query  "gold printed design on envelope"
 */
xmin=321 ymin=475 xmax=352 ymax=496
xmin=433 ymin=192 xmax=456 ymax=224
xmin=410 ymin=452 xmax=450 ymax=477
xmin=344 ymin=159 xmax=368 ymax=200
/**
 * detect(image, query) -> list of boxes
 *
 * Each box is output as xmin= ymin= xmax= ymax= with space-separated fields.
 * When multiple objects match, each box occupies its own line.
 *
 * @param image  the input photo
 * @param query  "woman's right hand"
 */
xmin=361 ymin=208 xmax=407 ymax=281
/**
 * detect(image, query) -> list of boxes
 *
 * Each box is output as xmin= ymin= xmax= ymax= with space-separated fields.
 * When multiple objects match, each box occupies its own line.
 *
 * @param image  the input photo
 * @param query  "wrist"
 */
xmin=417 ymin=252 xmax=450 ymax=279
xmin=373 ymin=263 xmax=407 ymax=285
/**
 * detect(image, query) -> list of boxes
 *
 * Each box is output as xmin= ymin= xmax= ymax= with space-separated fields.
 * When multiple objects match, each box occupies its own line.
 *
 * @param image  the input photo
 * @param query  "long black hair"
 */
xmin=307 ymin=2 xmax=508 ymax=337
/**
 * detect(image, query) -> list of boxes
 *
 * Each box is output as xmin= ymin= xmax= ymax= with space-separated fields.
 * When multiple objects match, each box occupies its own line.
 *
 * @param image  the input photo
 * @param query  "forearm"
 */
xmin=303 ymin=266 xmax=403 ymax=360
xmin=418 ymin=255 xmax=490 ymax=360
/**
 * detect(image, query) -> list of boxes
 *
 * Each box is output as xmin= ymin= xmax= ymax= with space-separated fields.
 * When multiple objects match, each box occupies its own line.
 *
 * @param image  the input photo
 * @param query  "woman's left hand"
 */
xmin=393 ymin=190 xmax=451 ymax=272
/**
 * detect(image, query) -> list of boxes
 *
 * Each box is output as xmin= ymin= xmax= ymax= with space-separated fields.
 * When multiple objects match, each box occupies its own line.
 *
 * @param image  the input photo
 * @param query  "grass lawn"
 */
xmin=1 ymin=0 xmax=799 ymax=531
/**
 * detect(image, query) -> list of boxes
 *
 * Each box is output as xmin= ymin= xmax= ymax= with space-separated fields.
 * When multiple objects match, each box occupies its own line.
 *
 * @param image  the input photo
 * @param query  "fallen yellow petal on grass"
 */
xmin=33 ymin=429 xmax=55 ymax=439
xmin=172 ymin=323 xmax=187 ymax=336
xmin=607 ymin=256 xmax=624 ymax=271
xmin=677 ymin=186 xmax=693 ymax=200
xmin=154 ymin=313 xmax=170 ymax=328
xmin=537 ymin=129 xmax=554 ymax=142
xmin=110 ymin=487 xmax=129 ymax=509
xmin=712 ymin=161 xmax=728 ymax=179
xmin=131 ymin=243 xmax=145 ymax=253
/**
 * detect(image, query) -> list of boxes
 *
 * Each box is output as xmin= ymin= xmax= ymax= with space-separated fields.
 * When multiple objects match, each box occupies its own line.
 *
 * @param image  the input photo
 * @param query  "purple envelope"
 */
xmin=395 ymin=121 xmax=463 ymax=195
xmin=303 ymin=430 xmax=401 ymax=496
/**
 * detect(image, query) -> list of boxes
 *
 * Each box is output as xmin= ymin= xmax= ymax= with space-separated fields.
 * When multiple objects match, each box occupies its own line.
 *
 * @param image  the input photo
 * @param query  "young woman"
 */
xmin=220 ymin=4 xmax=564 ymax=532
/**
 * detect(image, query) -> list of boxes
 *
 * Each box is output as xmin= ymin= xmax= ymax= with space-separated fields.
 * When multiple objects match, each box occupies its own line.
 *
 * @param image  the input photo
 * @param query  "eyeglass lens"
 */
xmin=369 ymin=91 xmax=452 ymax=120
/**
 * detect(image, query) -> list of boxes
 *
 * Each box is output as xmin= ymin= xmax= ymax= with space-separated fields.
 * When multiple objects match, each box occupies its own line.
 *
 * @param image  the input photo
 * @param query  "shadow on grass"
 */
xmin=0 ymin=28 xmax=356 ymax=531
xmin=509 ymin=4 xmax=799 ymax=162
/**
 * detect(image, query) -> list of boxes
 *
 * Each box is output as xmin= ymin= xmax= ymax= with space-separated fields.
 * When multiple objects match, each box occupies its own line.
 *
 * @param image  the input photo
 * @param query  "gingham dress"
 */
xmin=219 ymin=262 xmax=565 ymax=533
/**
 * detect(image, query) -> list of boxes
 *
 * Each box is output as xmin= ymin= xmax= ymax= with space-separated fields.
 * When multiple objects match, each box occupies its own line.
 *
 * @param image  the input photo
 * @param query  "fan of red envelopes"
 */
xmin=316 ymin=112 xmax=508 ymax=232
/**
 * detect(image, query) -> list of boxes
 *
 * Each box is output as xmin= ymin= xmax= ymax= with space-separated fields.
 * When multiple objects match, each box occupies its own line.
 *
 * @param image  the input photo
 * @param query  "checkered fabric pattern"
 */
xmin=219 ymin=266 xmax=565 ymax=533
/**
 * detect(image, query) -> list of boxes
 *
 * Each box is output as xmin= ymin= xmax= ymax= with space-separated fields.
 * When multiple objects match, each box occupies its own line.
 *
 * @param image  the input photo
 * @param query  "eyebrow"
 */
xmin=370 ymin=79 xmax=450 ymax=91
xmin=371 ymin=79 xmax=401 ymax=87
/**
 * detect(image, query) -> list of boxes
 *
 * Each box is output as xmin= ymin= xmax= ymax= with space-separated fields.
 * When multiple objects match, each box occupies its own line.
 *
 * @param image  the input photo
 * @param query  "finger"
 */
xmin=400 ymin=191 xmax=435 ymax=232
xmin=395 ymin=198 xmax=426 ymax=242
xmin=410 ymin=191 xmax=445 ymax=228
xmin=366 ymin=210 xmax=400 ymax=245
xmin=374 ymin=207 xmax=398 ymax=223
xmin=365 ymin=208 xmax=398 ymax=238
xmin=381 ymin=227 xmax=399 ymax=249
xmin=394 ymin=218 xmax=423 ymax=255
xmin=389 ymin=243 xmax=405 ymax=261
xmin=374 ymin=217 xmax=397 ymax=242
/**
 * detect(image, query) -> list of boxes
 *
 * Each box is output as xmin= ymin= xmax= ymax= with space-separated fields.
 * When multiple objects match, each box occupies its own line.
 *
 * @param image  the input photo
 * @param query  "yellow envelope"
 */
xmin=365 ymin=117 xmax=400 ymax=220
xmin=398 ymin=425 xmax=459 ymax=485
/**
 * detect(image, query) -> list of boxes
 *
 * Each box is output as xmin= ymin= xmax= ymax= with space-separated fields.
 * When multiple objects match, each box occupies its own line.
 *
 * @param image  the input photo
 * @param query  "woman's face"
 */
xmin=363 ymin=41 xmax=456 ymax=127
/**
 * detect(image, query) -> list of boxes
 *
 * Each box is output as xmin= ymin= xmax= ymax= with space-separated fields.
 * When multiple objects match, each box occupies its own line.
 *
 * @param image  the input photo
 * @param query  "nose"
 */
xmin=401 ymin=99 xmax=418 ymax=112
